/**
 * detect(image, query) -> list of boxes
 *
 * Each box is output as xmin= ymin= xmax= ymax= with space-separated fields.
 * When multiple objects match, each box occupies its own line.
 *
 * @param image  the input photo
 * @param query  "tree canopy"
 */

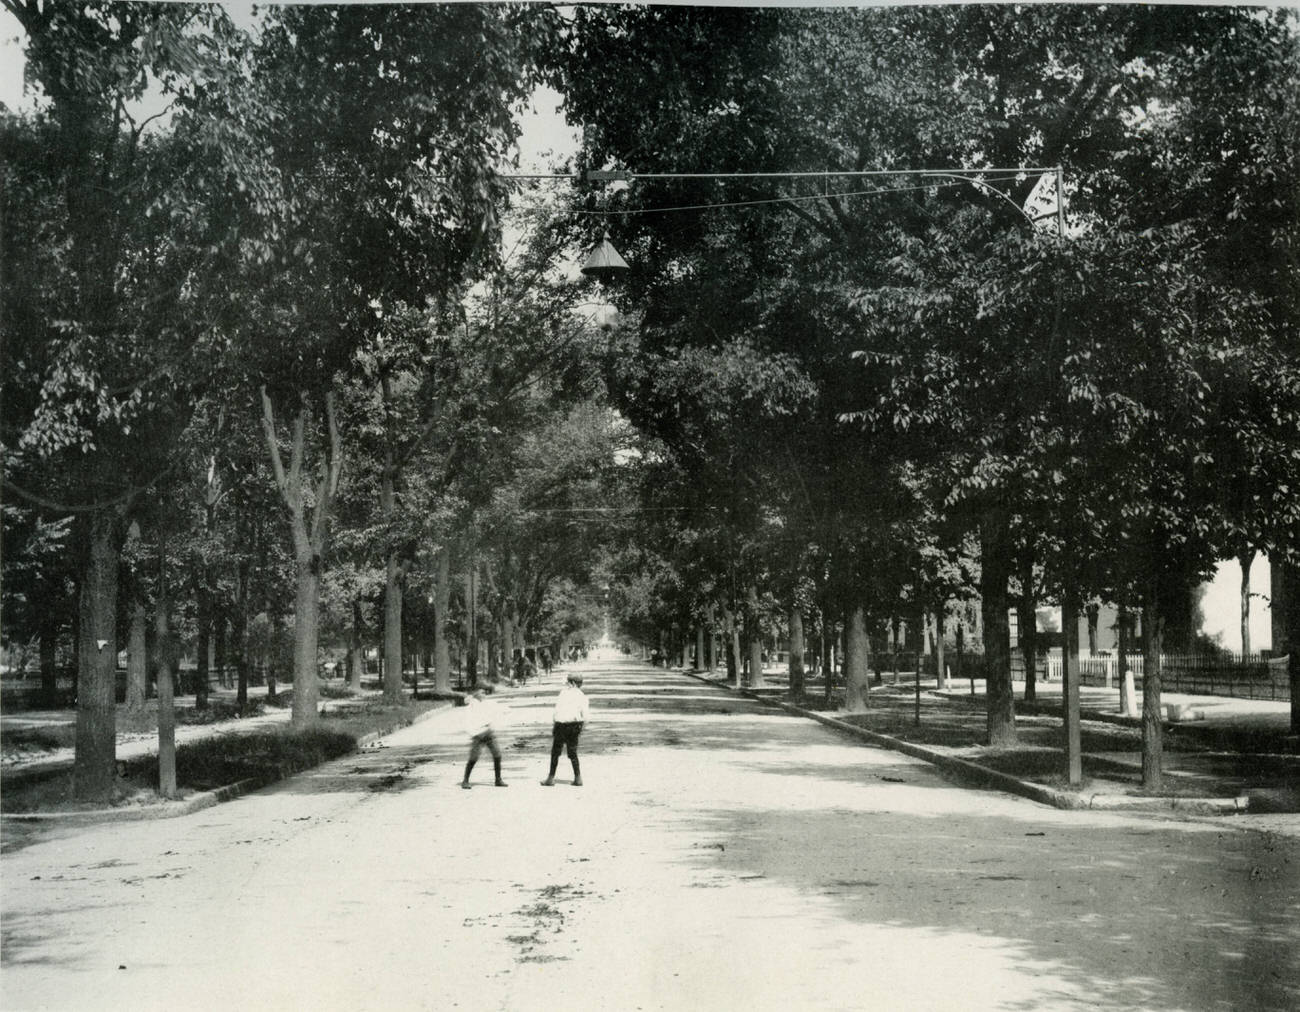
xmin=3 ymin=3 xmax=1297 ymax=800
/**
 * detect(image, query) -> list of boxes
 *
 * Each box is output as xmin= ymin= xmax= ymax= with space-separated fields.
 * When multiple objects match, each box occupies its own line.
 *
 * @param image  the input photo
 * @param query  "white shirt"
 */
xmin=552 ymin=685 xmax=589 ymax=724
xmin=464 ymin=696 xmax=505 ymax=737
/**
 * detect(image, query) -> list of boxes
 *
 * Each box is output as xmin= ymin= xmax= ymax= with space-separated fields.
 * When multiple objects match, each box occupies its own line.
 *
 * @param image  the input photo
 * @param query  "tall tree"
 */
xmin=233 ymin=4 xmax=554 ymax=717
xmin=2 ymin=2 xmax=256 ymax=799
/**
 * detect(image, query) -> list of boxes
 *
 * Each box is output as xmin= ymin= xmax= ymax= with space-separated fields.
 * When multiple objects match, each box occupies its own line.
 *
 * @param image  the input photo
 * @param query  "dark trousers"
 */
xmin=548 ymin=721 xmax=582 ymax=779
xmin=464 ymin=731 xmax=503 ymax=782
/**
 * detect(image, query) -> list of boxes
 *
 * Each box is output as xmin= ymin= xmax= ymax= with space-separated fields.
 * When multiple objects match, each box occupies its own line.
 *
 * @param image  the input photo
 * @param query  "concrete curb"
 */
xmin=0 ymin=775 xmax=272 ymax=826
xmin=683 ymin=671 xmax=1250 ymax=816
xmin=1 ymin=701 xmax=455 ymax=827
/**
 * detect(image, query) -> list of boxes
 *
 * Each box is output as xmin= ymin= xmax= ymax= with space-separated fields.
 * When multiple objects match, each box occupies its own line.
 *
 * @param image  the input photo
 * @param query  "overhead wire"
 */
xmin=503 ymin=168 xmax=1038 ymax=219
xmin=570 ymin=176 xmax=1029 ymax=218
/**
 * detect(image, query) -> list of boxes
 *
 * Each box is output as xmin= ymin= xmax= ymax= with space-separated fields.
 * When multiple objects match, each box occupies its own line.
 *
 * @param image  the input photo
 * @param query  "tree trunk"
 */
xmin=433 ymin=543 xmax=452 ymax=694
xmin=260 ymin=389 xmax=341 ymax=728
xmin=291 ymin=557 xmax=322 ymax=725
xmin=124 ymin=599 xmax=148 ymax=714
xmin=957 ymin=621 xmax=966 ymax=693
xmin=746 ymin=584 xmax=765 ymax=688
xmin=1018 ymin=554 xmax=1037 ymax=703
xmin=73 ymin=510 xmax=121 ymax=803
xmin=788 ymin=607 xmax=806 ymax=700
xmin=890 ymin=615 xmax=900 ymax=685
xmin=1273 ymin=558 xmax=1300 ymax=734
xmin=383 ymin=552 xmax=404 ymax=701
xmin=464 ymin=561 xmax=478 ymax=688
xmin=842 ymin=604 xmax=870 ymax=712
xmin=695 ymin=623 xmax=705 ymax=672
xmin=376 ymin=371 xmax=406 ymax=699
xmin=1141 ymin=578 xmax=1164 ymax=792
xmin=722 ymin=606 xmax=738 ymax=686
xmin=729 ymin=611 xmax=742 ymax=688
xmin=821 ymin=611 xmax=834 ymax=705
xmin=934 ymin=609 xmax=947 ymax=690
xmin=1118 ymin=603 xmax=1136 ymax=717
xmin=1061 ymin=589 xmax=1083 ymax=786
xmin=154 ymin=576 xmax=177 ymax=800
xmin=980 ymin=510 xmax=1016 ymax=746
xmin=487 ymin=622 xmax=500 ymax=682
xmin=1238 ymin=548 xmax=1253 ymax=655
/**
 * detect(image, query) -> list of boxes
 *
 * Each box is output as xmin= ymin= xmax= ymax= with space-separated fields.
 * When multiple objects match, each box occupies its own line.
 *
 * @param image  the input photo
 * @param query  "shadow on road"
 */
xmin=555 ymin=661 xmax=1298 ymax=1012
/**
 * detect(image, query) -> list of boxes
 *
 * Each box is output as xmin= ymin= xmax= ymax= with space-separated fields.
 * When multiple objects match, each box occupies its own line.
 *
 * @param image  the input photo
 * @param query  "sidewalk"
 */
xmin=1 ymin=684 xmax=313 ymax=785
xmin=683 ymin=666 xmax=1299 ymax=819
xmin=963 ymin=676 xmax=1295 ymax=737
xmin=0 ymin=670 xmax=553 ymax=796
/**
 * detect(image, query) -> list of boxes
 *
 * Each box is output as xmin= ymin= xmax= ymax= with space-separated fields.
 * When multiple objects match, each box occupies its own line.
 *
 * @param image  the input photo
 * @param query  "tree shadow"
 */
xmin=664 ymin=795 xmax=1298 ymax=1011
xmin=567 ymin=664 xmax=1299 ymax=1009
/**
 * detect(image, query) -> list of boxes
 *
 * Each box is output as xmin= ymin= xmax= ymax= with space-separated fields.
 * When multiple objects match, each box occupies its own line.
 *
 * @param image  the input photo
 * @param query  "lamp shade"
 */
xmin=580 ymin=236 xmax=629 ymax=278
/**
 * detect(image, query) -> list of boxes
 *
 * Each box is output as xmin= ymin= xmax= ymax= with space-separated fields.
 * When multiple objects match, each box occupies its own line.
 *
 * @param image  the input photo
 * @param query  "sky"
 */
xmin=1202 ymin=559 xmax=1272 ymax=652
xmin=0 ymin=3 xmax=579 ymax=172
xmin=0 ymin=4 xmax=1277 ymax=651
xmin=0 ymin=14 xmax=23 ymax=112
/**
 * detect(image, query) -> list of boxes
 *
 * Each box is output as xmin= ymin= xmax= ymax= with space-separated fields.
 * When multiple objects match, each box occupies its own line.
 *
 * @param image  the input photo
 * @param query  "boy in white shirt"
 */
xmin=541 ymin=674 xmax=589 ymax=787
xmin=460 ymin=690 xmax=508 ymax=789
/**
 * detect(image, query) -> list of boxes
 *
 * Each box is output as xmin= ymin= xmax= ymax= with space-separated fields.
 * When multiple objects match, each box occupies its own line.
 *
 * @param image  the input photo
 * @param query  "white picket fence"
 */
xmin=1031 ymin=651 xmax=1290 ymax=701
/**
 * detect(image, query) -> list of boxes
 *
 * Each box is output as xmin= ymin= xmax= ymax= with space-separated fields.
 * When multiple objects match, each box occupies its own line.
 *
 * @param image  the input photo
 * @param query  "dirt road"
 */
xmin=2 ymin=657 xmax=1296 ymax=1011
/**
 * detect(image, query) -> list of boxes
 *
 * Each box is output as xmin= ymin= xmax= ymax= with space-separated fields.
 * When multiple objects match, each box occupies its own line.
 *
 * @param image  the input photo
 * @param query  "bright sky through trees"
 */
xmin=0 ymin=4 xmax=577 ymax=168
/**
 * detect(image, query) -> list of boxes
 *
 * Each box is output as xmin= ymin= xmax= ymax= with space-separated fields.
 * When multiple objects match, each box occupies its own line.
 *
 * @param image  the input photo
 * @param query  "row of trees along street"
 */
xmin=3 ymin=4 xmax=1299 ymax=803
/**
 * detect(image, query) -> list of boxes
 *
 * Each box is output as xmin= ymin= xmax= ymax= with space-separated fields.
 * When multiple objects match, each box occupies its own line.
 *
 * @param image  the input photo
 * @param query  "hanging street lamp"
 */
xmin=580 ymin=233 xmax=629 ymax=278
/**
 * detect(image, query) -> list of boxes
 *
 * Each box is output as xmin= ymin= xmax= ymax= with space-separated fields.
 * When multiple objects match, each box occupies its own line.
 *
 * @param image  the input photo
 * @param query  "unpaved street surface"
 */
xmin=3 ymin=658 xmax=1297 ymax=1011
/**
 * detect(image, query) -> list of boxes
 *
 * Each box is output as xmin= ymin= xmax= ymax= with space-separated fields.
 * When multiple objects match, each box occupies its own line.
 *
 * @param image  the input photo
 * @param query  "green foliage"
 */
xmin=2 ymin=5 xmax=246 ymax=478
xmin=549 ymin=4 xmax=1300 ymax=658
xmin=229 ymin=3 xmax=556 ymax=401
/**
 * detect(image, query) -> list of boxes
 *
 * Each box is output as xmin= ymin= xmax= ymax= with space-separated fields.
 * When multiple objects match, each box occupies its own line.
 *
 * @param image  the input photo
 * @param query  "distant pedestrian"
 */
xmin=460 ymin=690 xmax=508 ymax=789
xmin=541 ymin=674 xmax=589 ymax=787
xmin=540 ymin=647 xmax=553 ymax=677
